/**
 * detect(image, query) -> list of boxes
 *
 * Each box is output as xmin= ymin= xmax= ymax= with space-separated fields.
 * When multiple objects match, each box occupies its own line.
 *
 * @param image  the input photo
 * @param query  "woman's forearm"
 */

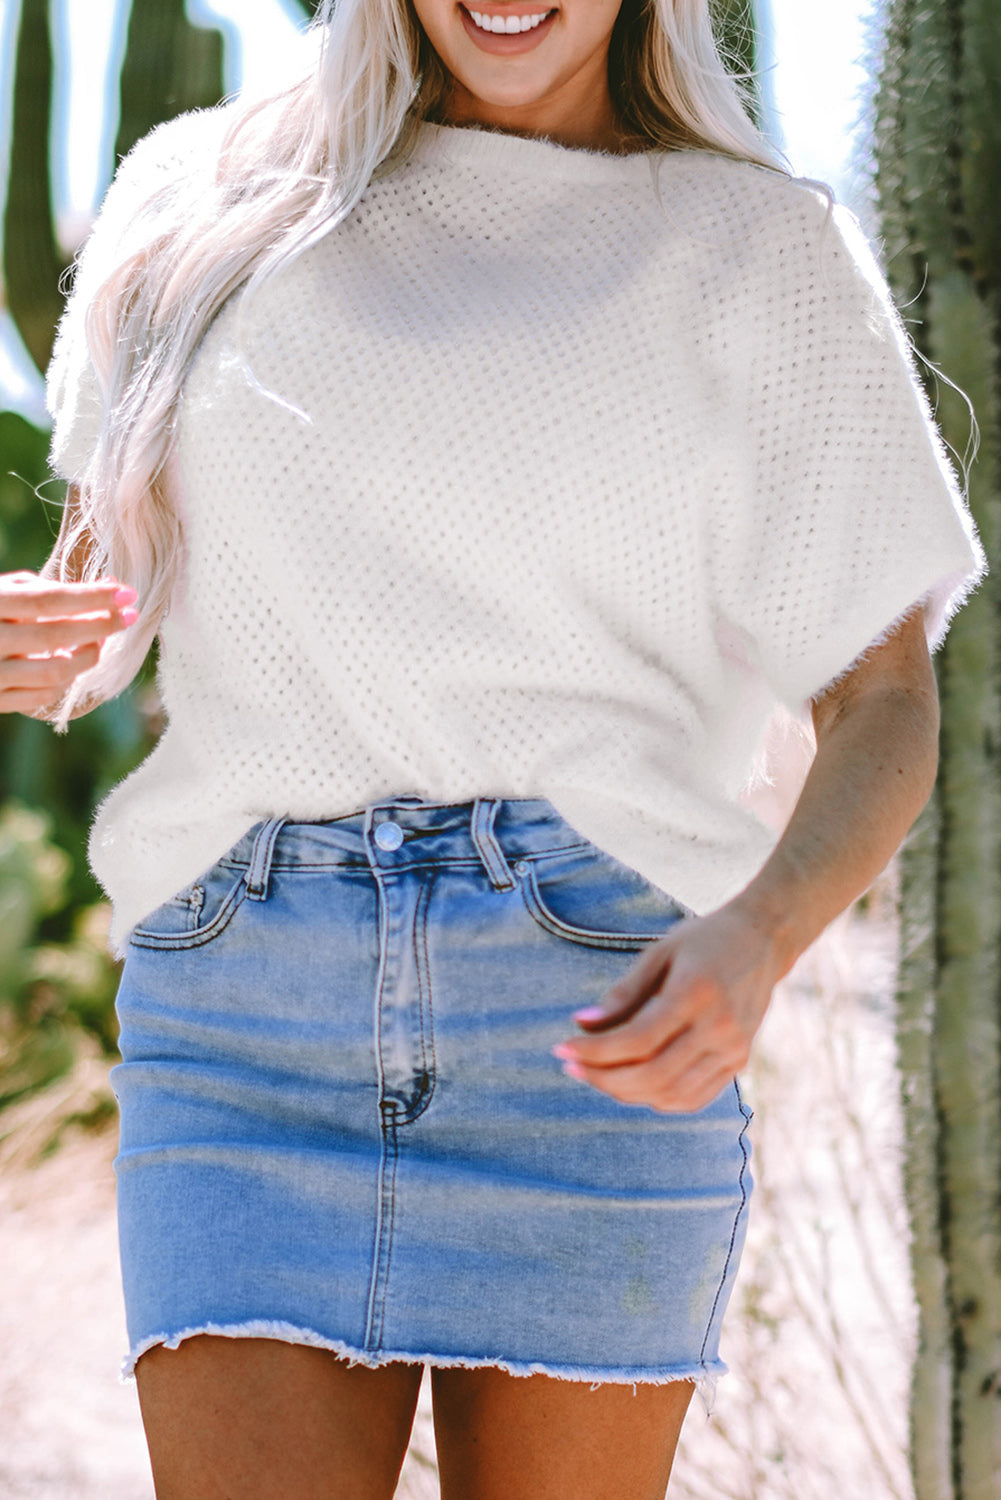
xmin=731 ymin=673 xmax=940 ymax=978
xmin=555 ymin=609 xmax=941 ymax=1113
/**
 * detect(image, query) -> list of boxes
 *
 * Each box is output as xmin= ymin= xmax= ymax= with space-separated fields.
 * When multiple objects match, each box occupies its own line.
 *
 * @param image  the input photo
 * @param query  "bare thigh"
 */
xmin=431 ymin=1366 xmax=696 ymax=1500
xmin=134 ymin=1336 xmax=424 ymax=1500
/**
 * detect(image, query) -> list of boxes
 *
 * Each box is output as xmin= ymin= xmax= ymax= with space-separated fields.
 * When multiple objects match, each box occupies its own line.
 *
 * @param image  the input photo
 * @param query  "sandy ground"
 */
xmin=0 ymin=891 xmax=914 ymax=1500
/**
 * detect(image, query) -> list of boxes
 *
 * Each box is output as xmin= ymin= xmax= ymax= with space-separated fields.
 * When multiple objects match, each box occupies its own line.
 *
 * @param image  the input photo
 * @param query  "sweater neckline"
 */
xmin=411 ymin=120 xmax=665 ymax=186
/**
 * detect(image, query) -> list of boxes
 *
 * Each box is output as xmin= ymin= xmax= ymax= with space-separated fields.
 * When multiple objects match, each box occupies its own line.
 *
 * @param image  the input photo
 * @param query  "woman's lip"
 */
xmin=458 ymin=4 xmax=558 ymax=54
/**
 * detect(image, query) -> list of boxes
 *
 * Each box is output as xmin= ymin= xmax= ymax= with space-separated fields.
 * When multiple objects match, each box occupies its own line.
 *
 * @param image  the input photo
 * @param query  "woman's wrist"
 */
xmin=721 ymin=870 xmax=823 ymax=985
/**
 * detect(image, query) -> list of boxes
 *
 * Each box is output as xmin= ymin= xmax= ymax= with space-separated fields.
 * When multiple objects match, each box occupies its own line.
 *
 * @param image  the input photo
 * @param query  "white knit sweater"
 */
xmin=48 ymin=111 xmax=984 ymax=956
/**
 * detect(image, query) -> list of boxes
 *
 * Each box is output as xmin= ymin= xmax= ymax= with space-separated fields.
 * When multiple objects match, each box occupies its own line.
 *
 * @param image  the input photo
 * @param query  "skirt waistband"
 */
xmin=221 ymin=797 xmax=592 ymax=898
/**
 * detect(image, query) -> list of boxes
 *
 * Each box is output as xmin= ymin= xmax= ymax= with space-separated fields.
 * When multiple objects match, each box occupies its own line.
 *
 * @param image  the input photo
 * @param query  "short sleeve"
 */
xmin=46 ymin=109 xmax=228 ymax=482
xmin=710 ymin=181 xmax=986 ymax=711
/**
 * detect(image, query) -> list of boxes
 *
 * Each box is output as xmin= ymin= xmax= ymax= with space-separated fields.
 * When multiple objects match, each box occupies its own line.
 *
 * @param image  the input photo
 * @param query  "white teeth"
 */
xmin=468 ymin=9 xmax=552 ymax=33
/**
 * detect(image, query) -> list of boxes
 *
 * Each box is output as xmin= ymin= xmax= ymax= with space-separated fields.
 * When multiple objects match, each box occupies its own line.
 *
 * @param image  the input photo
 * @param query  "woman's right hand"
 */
xmin=0 ymin=571 xmax=140 ymax=717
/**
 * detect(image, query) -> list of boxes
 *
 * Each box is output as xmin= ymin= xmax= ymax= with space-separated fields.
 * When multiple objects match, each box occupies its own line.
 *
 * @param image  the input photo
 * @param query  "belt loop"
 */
xmin=246 ymin=816 xmax=289 ymax=901
xmin=470 ymin=798 xmax=517 ymax=892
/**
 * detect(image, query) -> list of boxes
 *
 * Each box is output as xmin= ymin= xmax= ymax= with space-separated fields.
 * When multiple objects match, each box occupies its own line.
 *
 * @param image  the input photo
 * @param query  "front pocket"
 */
xmin=516 ymin=849 xmax=685 ymax=951
xmin=129 ymin=864 xmax=250 ymax=950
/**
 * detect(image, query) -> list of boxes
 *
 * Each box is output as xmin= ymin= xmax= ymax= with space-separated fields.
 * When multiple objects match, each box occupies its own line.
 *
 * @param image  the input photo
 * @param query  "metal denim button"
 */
xmin=374 ymin=821 xmax=405 ymax=851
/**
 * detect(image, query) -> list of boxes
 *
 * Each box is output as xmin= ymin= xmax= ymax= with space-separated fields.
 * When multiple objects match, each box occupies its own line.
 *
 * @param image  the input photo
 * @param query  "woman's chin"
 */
xmin=443 ymin=65 xmax=565 ymax=120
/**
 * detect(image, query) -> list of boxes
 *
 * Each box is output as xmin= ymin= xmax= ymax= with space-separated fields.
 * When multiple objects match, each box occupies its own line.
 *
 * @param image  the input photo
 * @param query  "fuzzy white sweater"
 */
xmin=48 ymin=111 xmax=984 ymax=956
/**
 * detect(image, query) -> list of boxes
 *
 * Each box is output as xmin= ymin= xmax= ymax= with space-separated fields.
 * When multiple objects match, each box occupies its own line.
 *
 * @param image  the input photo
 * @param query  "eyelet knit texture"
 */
xmin=48 ymin=111 xmax=984 ymax=955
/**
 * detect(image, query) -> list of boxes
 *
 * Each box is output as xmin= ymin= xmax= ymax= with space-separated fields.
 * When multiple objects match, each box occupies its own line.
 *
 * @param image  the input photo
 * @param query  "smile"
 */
xmin=468 ymin=8 xmax=553 ymax=30
xmin=458 ymin=4 xmax=559 ymax=52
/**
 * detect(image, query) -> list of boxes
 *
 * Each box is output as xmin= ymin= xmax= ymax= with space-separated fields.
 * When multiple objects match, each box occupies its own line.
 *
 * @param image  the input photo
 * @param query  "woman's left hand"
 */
xmin=552 ymin=901 xmax=787 ymax=1113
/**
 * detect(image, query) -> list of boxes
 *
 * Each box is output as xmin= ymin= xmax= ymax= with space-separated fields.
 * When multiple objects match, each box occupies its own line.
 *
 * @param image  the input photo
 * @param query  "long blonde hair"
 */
xmin=46 ymin=0 xmax=783 ymax=727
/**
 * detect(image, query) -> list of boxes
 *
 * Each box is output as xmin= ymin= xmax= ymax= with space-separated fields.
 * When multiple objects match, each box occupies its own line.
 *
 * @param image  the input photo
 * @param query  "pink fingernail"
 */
xmin=113 ymin=586 xmax=138 ymax=606
xmin=573 ymin=1006 xmax=607 ymax=1024
xmin=119 ymin=606 xmax=139 ymax=627
xmin=551 ymin=1044 xmax=577 ymax=1062
xmin=562 ymin=1061 xmax=588 ymax=1082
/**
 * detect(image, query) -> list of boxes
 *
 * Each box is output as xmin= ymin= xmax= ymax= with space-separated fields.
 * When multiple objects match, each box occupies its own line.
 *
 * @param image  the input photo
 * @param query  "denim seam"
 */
xmin=213 ymin=842 xmax=594 ymax=877
xmin=245 ymin=816 xmax=289 ymax=901
xmin=365 ymin=862 xmax=394 ymax=1352
xmin=186 ymin=885 xmax=205 ymax=930
xmin=396 ymin=869 xmax=437 ymax=1127
xmin=364 ymin=1104 xmax=399 ymax=1353
xmin=698 ymin=1079 xmax=753 ymax=1366
xmin=503 ymin=843 xmax=592 ymax=865
xmin=129 ymin=880 xmax=248 ymax=949
xmin=518 ymin=863 xmax=670 ymax=950
xmin=471 ymin=797 xmax=518 ymax=891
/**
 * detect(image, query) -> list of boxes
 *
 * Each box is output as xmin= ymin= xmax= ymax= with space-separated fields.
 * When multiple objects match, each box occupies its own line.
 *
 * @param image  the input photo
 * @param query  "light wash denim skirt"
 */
xmin=112 ymin=796 xmax=753 ymax=1412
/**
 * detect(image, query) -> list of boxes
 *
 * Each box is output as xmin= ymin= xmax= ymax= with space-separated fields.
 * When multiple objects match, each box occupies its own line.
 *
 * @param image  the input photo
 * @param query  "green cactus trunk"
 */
xmin=1 ymin=0 xmax=225 ymax=379
xmin=874 ymin=4 xmax=1001 ymax=1497
xmin=2 ymin=0 xmax=66 ymax=377
xmin=115 ymin=0 xmax=226 ymax=161
xmin=713 ymin=0 xmax=758 ymax=80
xmin=714 ymin=0 xmax=769 ymax=130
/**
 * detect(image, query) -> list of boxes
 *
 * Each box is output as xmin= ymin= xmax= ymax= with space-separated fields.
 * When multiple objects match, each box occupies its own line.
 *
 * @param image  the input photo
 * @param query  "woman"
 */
xmin=0 ymin=0 xmax=984 ymax=1494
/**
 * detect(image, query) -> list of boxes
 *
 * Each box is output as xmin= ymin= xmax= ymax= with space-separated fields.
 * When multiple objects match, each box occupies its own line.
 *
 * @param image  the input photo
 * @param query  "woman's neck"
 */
xmin=439 ymin=77 xmax=639 ymax=154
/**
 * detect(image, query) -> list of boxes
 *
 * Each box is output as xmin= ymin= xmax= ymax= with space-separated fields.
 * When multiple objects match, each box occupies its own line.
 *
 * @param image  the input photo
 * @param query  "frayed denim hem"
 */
xmin=121 ymin=1320 xmax=726 ymax=1418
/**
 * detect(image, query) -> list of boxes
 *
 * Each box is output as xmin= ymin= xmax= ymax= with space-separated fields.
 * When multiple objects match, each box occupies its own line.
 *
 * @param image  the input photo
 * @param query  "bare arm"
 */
xmin=554 ymin=606 xmax=939 ymax=1112
xmin=0 ymin=488 xmax=139 ymax=718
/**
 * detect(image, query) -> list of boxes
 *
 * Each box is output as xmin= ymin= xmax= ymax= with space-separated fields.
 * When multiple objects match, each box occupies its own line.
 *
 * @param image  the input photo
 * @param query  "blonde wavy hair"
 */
xmin=45 ymin=0 xmax=783 ymax=727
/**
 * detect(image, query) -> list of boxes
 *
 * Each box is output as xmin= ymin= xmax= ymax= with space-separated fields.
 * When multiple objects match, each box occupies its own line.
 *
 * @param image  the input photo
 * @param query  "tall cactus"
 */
xmin=714 ymin=0 xmax=760 ymax=90
xmin=874 ymin=4 xmax=1001 ymax=1498
xmin=115 ymin=0 xmax=226 ymax=162
xmin=2 ymin=0 xmax=65 ymax=377
xmin=1 ymin=0 xmax=225 ymax=380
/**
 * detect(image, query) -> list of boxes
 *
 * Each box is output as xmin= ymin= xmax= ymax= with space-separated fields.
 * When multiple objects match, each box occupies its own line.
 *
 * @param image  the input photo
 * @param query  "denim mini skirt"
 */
xmin=112 ymin=796 xmax=753 ymax=1413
